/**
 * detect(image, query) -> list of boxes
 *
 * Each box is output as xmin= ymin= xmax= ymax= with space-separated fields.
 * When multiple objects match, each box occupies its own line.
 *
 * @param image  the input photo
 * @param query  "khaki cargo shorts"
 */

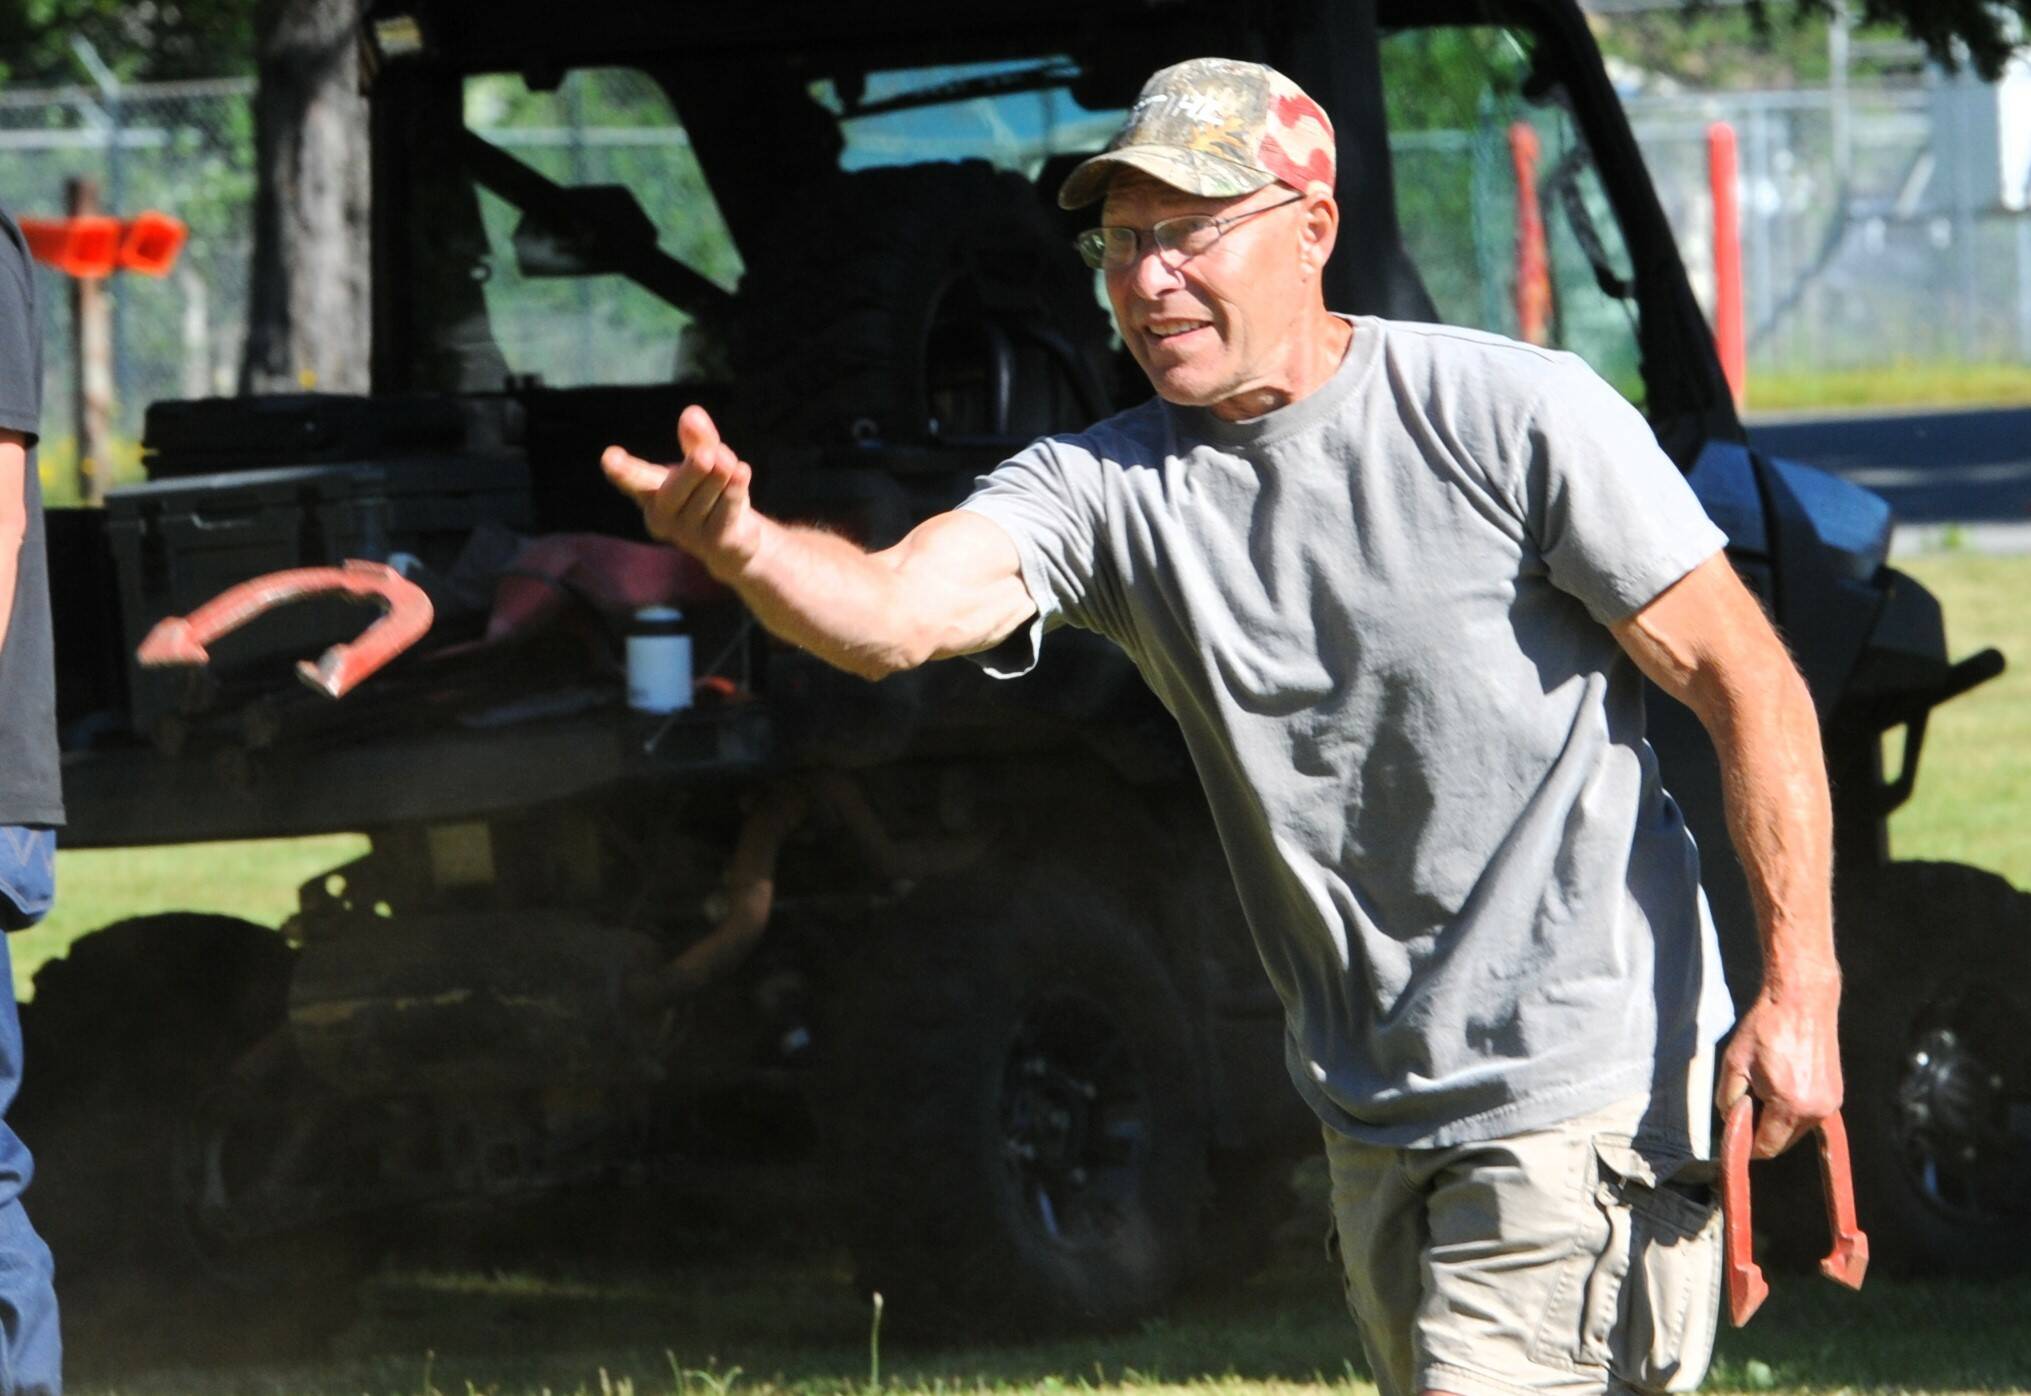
xmin=1323 ymin=1073 xmax=1723 ymax=1396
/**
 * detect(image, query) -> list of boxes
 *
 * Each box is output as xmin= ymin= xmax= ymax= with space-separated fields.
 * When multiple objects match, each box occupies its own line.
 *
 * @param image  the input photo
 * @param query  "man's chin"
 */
xmin=1146 ymin=366 xmax=1227 ymax=408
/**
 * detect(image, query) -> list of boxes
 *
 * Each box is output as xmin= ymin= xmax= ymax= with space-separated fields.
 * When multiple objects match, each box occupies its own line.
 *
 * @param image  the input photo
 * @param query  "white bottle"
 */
xmin=626 ymin=605 xmax=693 ymax=714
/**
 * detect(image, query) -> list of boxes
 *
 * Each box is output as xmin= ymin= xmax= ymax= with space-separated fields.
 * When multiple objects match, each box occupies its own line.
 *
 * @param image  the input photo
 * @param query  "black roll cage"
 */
xmin=364 ymin=0 xmax=1743 ymax=458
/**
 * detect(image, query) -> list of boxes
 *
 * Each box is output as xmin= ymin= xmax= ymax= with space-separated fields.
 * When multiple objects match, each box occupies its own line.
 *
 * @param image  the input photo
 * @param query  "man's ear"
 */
xmin=1299 ymin=183 xmax=1339 ymax=278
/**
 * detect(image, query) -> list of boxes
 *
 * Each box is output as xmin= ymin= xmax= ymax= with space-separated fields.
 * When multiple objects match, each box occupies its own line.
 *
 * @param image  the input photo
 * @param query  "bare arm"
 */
xmin=602 ymin=407 xmax=1036 ymax=680
xmin=0 ymin=431 xmax=27 ymax=655
xmin=1609 ymin=549 xmax=1841 ymax=1158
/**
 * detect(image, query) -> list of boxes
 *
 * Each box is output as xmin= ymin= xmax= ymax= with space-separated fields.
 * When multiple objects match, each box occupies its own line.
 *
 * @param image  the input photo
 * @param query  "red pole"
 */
xmin=1708 ymin=122 xmax=1746 ymax=409
xmin=1509 ymin=122 xmax=1551 ymax=347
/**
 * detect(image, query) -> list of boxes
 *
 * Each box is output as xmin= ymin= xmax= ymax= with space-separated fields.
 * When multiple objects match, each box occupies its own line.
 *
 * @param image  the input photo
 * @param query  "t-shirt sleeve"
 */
xmin=1515 ymin=357 xmax=1727 ymax=624
xmin=954 ymin=435 xmax=1112 ymax=679
xmin=0 ymin=222 xmax=39 ymax=443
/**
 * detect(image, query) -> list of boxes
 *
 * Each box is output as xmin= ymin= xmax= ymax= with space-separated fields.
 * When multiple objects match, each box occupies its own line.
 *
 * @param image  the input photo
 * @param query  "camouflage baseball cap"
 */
xmin=1056 ymin=57 xmax=1336 ymax=210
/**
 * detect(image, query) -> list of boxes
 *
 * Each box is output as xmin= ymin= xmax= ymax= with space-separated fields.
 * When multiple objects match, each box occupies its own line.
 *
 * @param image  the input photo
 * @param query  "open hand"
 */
xmin=602 ymin=405 xmax=767 ymax=580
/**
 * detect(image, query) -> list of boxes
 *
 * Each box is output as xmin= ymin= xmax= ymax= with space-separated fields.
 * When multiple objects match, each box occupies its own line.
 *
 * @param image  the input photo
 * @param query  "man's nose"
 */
xmin=1121 ymin=238 xmax=1186 ymax=297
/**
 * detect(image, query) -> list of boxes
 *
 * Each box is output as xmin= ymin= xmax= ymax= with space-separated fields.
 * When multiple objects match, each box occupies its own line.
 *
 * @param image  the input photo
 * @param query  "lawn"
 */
xmin=65 ymin=1245 xmax=2031 ymax=1394
xmin=1882 ymin=551 xmax=2031 ymax=887
xmin=26 ymin=549 xmax=2031 ymax=1394
xmin=8 ymin=834 xmax=366 ymax=998
xmin=1744 ymin=360 xmax=2031 ymax=414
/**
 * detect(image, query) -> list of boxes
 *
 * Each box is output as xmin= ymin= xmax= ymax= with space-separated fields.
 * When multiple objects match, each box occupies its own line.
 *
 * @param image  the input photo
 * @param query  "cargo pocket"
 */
xmin=1587 ymin=1137 xmax=1725 ymax=1393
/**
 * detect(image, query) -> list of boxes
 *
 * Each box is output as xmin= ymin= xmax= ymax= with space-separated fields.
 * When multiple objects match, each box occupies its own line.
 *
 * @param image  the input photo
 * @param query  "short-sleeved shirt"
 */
xmin=959 ymin=316 xmax=1734 ymax=1147
xmin=0 ymin=208 xmax=66 ymax=828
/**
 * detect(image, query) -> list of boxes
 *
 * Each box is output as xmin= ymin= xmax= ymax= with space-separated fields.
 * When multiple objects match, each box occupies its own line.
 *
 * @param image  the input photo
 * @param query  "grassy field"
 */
xmin=1881 ymin=551 xmax=2031 ymax=887
xmin=66 ymin=1246 xmax=2031 ymax=1394
xmin=26 ymin=550 xmax=2031 ymax=1393
xmin=8 ymin=834 xmax=366 ymax=998
xmin=1744 ymin=361 xmax=2031 ymax=414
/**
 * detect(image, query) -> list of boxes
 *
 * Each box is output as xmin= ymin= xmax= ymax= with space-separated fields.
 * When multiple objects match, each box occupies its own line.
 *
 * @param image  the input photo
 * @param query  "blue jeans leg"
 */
xmin=0 ymin=930 xmax=60 ymax=1394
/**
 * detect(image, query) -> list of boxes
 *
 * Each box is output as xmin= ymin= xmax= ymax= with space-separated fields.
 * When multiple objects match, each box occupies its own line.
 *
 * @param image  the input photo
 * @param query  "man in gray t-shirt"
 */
xmin=607 ymin=57 xmax=1841 ymax=1396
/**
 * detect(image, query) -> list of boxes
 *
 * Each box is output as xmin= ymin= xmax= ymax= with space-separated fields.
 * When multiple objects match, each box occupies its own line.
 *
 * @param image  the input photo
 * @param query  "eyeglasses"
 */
xmin=1074 ymin=192 xmax=1305 ymax=272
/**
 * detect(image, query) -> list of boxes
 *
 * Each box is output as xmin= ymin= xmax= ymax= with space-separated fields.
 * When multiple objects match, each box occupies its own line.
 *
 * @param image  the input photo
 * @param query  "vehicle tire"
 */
xmin=13 ymin=913 xmax=369 ymax=1360
xmin=814 ymin=873 xmax=1209 ymax=1338
xmin=1835 ymin=861 xmax=2031 ymax=1274
xmin=735 ymin=159 xmax=1113 ymax=449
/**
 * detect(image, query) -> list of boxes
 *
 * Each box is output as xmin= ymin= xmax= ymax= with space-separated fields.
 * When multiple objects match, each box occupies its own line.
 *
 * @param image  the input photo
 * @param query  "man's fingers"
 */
xmin=604 ymin=411 xmax=757 ymax=570
xmin=696 ymin=461 xmax=753 ymax=536
xmin=1753 ymin=1104 xmax=1806 ymax=1159
xmin=1714 ymin=1066 xmax=1750 ymax=1115
xmin=677 ymin=404 xmax=720 ymax=461
xmin=665 ymin=444 xmax=742 ymax=533
xmin=601 ymin=445 xmax=669 ymax=499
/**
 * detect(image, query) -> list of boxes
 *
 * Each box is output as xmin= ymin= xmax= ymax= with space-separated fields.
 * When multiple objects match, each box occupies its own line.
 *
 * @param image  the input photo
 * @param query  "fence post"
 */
xmin=71 ymin=36 xmax=128 ymax=438
xmin=64 ymin=177 xmax=114 ymax=505
xmin=1708 ymin=121 xmax=1746 ymax=409
xmin=1509 ymin=122 xmax=1551 ymax=346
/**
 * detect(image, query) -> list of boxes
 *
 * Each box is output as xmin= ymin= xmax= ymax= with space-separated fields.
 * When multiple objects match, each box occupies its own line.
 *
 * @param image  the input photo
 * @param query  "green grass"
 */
xmin=23 ymin=553 xmax=2031 ymax=1394
xmin=1745 ymin=361 xmax=2031 ymax=415
xmin=63 ymin=1250 xmax=2031 ymax=1394
xmin=12 ymin=835 xmax=366 ymax=998
xmin=34 ymin=433 xmax=147 ymax=508
xmin=1883 ymin=552 xmax=2031 ymax=887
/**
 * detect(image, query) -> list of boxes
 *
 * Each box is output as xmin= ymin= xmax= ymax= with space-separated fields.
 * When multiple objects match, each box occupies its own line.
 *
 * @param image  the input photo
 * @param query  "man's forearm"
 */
xmin=1708 ymin=660 xmax=1839 ymax=994
xmin=718 ymin=517 xmax=925 ymax=681
xmin=603 ymin=410 xmax=1032 ymax=680
xmin=1612 ymin=555 xmax=1841 ymax=1142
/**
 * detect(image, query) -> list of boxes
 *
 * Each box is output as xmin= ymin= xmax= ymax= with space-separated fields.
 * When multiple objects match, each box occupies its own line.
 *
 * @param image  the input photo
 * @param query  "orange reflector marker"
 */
xmin=18 ymin=211 xmax=189 ymax=278
xmin=117 ymin=211 xmax=188 ymax=276
xmin=16 ymin=219 xmax=68 ymax=267
xmin=18 ymin=214 xmax=122 ymax=278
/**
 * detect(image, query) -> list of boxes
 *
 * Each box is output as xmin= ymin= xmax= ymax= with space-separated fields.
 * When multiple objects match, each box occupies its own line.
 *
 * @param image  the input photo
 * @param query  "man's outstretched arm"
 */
xmin=602 ymin=405 xmax=1037 ymax=681
xmin=1609 ymin=549 xmax=1841 ymax=1160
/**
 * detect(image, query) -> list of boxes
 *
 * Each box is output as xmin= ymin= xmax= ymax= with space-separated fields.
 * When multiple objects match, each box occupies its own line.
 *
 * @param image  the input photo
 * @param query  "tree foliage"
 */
xmin=0 ymin=0 xmax=259 ymax=83
xmin=3 ymin=2 xmax=2029 ymax=90
xmin=1743 ymin=1 xmax=2025 ymax=80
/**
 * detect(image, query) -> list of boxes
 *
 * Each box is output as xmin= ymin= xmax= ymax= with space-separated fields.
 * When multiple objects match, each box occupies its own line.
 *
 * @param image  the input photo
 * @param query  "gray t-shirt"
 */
xmin=960 ymin=316 xmax=1735 ymax=1147
xmin=0 ymin=208 xmax=63 ymax=828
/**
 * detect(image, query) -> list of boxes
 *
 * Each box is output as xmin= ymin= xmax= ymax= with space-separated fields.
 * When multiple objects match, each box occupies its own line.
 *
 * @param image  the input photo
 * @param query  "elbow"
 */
xmin=847 ymin=604 xmax=947 ymax=681
xmin=846 ymin=638 xmax=929 ymax=683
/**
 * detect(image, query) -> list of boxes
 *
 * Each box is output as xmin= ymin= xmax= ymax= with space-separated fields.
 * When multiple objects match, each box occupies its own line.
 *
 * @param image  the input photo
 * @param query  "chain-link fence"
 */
xmin=1629 ymin=73 xmax=2031 ymax=381
xmin=5 ymin=65 xmax=2030 ymax=467
xmin=1 ymin=77 xmax=256 ymax=475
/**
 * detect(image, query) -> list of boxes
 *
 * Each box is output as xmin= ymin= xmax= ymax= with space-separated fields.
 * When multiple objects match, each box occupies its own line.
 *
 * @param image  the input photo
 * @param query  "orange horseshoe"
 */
xmin=136 ymin=560 xmax=435 ymax=699
xmin=1721 ymin=1096 xmax=1869 ymax=1327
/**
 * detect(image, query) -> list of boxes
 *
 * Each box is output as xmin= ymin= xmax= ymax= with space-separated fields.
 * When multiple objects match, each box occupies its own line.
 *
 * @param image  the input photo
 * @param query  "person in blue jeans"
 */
xmin=0 ymin=204 xmax=68 ymax=1394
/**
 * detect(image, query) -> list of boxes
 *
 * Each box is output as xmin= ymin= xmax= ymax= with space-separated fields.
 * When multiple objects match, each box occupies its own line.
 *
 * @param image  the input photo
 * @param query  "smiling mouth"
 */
xmin=1146 ymin=321 xmax=1211 ymax=344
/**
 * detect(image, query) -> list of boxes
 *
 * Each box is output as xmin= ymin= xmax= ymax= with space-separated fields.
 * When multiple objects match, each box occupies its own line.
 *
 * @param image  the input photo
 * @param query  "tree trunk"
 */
xmin=240 ymin=0 xmax=369 ymax=396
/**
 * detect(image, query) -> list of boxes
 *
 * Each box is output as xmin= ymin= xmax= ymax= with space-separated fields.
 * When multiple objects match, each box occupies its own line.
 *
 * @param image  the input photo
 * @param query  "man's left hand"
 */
xmin=1715 ymin=966 xmax=1843 ymax=1158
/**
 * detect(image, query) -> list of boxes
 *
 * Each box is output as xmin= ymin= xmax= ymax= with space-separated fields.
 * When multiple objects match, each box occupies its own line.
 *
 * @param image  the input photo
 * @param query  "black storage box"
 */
xmin=141 ymin=393 xmax=510 ymax=476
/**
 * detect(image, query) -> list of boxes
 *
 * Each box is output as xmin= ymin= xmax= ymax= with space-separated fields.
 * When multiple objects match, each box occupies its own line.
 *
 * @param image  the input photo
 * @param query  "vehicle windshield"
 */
xmin=395 ymin=22 xmax=1650 ymax=413
xmin=452 ymin=66 xmax=740 ymax=389
xmin=810 ymin=59 xmax=1125 ymax=177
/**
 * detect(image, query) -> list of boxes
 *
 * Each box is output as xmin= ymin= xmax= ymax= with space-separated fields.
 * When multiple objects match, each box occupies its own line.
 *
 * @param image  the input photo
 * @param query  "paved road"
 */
xmin=1747 ymin=406 xmax=2031 ymax=528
